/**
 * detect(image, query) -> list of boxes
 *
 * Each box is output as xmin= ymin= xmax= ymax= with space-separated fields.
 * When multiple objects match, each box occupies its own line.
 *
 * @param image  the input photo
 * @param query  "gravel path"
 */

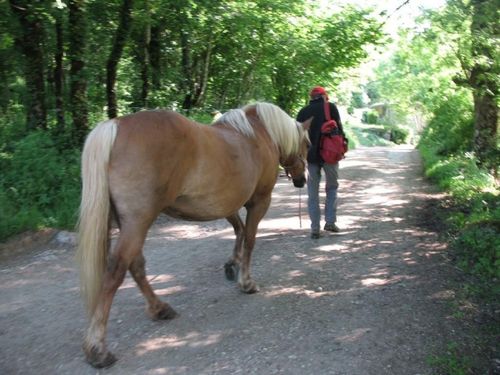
xmin=0 ymin=146 xmax=477 ymax=374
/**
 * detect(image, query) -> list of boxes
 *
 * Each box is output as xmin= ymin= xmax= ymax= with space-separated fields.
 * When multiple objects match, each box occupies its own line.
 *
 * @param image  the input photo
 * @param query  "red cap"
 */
xmin=310 ymin=86 xmax=328 ymax=99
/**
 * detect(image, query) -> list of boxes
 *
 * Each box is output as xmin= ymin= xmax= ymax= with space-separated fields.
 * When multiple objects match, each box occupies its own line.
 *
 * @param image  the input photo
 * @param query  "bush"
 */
xmin=418 ymin=87 xmax=499 ymax=283
xmin=390 ymin=126 xmax=410 ymax=144
xmin=419 ymin=91 xmax=474 ymax=155
xmin=362 ymin=110 xmax=378 ymax=124
xmin=454 ymin=220 xmax=500 ymax=280
xmin=0 ymin=131 xmax=81 ymax=240
xmin=421 ymin=151 xmax=495 ymax=201
xmin=351 ymin=91 xmax=365 ymax=108
xmin=420 ymin=135 xmax=499 ymax=283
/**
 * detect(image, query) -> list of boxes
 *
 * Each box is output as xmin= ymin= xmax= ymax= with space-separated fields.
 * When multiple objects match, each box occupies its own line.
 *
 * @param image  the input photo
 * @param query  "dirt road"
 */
xmin=0 ymin=146 xmax=479 ymax=374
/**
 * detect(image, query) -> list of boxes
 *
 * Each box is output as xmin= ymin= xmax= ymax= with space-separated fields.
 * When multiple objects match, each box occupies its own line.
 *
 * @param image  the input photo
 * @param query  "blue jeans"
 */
xmin=307 ymin=162 xmax=339 ymax=232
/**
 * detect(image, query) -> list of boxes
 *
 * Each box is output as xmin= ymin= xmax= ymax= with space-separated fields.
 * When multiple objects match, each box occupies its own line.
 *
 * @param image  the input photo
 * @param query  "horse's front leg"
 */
xmin=224 ymin=213 xmax=245 ymax=281
xmin=239 ymin=195 xmax=272 ymax=293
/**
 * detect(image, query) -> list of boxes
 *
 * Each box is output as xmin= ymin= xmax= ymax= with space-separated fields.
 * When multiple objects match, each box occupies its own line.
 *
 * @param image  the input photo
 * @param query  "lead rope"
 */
xmin=298 ymin=187 xmax=302 ymax=228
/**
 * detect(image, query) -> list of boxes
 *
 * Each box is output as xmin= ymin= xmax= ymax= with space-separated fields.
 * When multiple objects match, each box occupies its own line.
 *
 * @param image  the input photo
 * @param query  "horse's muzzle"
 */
xmin=293 ymin=176 xmax=306 ymax=188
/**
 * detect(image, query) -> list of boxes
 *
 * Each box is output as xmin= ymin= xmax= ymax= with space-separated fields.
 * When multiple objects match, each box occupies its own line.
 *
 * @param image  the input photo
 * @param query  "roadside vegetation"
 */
xmin=363 ymin=2 xmax=499 ymax=372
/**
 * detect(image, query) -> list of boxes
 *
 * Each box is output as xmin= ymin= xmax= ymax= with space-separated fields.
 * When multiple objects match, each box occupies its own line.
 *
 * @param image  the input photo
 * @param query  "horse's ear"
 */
xmin=301 ymin=116 xmax=313 ymax=131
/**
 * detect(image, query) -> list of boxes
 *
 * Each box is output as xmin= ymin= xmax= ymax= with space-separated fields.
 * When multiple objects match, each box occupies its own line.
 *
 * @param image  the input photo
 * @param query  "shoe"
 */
xmin=311 ymin=232 xmax=320 ymax=239
xmin=324 ymin=223 xmax=340 ymax=232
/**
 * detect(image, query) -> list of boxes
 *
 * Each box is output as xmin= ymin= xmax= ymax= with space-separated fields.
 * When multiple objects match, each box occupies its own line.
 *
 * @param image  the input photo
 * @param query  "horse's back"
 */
xmin=107 ymin=110 xmax=268 ymax=222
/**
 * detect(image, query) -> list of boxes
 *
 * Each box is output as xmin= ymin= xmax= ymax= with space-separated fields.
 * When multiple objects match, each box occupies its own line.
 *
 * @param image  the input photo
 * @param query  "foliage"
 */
xmin=344 ymin=122 xmax=391 ymax=148
xmin=362 ymin=109 xmax=378 ymax=124
xmin=454 ymin=220 xmax=500 ymax=280
xmin=388 ymin=125 xmax=409 ymax=145
xmin=0 ymin=132 xmax=80 ymax=240
xmin=350 ymin=91 xmax=365 ymax=108
xmin=342 ymin=3 xmax=499 ymax=372
xmin=369 ymin=1 xmax=499 ymax=285
xmin=420 ymin=90 xmax=474 ymax=155
xmin=420 ymin=134 xmax=499 ymax=282
xmin=427 ymin=342 xmax=472 ymax=375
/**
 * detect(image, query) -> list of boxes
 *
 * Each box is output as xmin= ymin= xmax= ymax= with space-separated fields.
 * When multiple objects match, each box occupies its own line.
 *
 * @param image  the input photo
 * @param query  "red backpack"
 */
xmin=320 ymin=101 xmax=347 ymax=164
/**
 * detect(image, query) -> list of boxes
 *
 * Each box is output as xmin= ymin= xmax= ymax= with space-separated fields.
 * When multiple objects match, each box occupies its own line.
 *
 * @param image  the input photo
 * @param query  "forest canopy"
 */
xmin=1 ymin=0 xmax=383 ymax=143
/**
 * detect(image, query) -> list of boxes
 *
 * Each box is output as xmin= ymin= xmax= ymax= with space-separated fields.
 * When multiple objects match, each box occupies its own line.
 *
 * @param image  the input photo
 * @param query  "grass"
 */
xmin=343 ymin=119 xmax=394 ymax=148
xmin=427 ymin=342 xmax=473 ymax=375
xmin=419 ymin=138 xmax=499 ymax=375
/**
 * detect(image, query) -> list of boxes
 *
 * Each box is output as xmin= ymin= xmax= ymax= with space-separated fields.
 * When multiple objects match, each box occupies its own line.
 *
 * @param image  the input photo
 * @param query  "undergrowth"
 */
xmin=0 ymin=131 xmax=81 ymax=241
xmin=419 ymin=144 xmax=500 ymax=282
xmin=427 ymin=342 xmax=472 ymax=375
xmin=418 ymin=93 xmax=499 ymax=374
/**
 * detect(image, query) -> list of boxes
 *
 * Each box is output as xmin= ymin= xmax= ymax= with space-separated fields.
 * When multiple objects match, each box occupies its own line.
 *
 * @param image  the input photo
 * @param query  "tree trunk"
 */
xmin=54 ymin=10 xmax=65 ymax=131
xmin=139 ymin=1 xmax=151 ymax=109
xmin=140 ymin=36 xmax=150 ymax=109
xmin=106 ymin=0 xmax=134 ymax=119
xmin=193 ymin=40 xmax=213 ymax=107
xmin=68 ymin=0 xmax=89 ymax=145
xmin=9 ymin=0 xmax=47 ymax=130
xmin=180 ymin=30 xmax=193 ymax=112
xmin=149 ymin=25 xmax=162 ymax=90
xmin=472 ymin=92 xmax=498 ymax=163
xmin=470 ymin=0 xmax=499 ymax=169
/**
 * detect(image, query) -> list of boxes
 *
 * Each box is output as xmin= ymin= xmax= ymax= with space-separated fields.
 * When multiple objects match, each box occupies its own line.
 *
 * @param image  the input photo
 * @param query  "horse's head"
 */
xmin=281 ymin=118 xmax=312 ymax=188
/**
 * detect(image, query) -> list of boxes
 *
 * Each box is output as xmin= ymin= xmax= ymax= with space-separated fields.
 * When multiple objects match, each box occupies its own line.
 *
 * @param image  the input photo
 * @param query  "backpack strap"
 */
xmin=323 ymin=100 xmax=331 ymax=121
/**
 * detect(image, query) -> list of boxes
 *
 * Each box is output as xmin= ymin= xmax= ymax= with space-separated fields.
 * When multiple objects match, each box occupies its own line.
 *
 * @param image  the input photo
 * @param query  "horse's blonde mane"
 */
xmin=214 ymin=102 xmax=305 ymax=158
xmin=213 ymin=108 xmax=255 ymax=137
xmin=249 ymin=102 xmax=303 ymax=157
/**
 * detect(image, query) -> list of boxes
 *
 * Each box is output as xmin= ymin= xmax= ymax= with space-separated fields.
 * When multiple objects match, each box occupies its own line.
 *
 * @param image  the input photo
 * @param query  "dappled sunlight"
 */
xmin=263 ymin=285 xmax=330 ymax=298
xmin=309 ymin=254 xmax=340 ymax=263
xmin=363 ymin=196 xmax=409 ymax=207
xmin=336 ymin=328 xmax=372 ymax=343
xmin=270 ymin=254 xmax=282 ymax=263
xmin=148 ymin=274 xmax=176 ymax=284
xmin=136 ymin=332 xmax=222 ymax=356
xmin=155 ymin=223 xmax=233 ymax=240
xmin=288 ymin=269 xmax=306 ymax=278
xmin=1 ymin=278 xmax=41 ymax=289
xmin=155 ymin=285 xmax=187 ymax=296
xmin=360 ymin=273 xmax=416 ymax=288
xmin=149 ymin=367 xmax=189 ymax=375
xmin=254 ymin=216 xmax=305 ymax=231
xmin=402 ymin=256 xmax=418 ymax=265
xmin=429 ymin=289 xmax=455 ymax=301
xmin=316 ymin=243 xmax=349 ymax=252
xmin=361 ymin=278 xmax=390 ymax=287
xmin=118 ymin=273 xmax=177 ymax=291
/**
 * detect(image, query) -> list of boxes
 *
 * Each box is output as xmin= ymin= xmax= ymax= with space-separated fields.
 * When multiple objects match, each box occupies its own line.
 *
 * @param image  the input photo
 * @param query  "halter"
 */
xmin=281 ymin=156 xmax=306 ymax=179
xmin=280 ymin=155 xmax=306 ymax=229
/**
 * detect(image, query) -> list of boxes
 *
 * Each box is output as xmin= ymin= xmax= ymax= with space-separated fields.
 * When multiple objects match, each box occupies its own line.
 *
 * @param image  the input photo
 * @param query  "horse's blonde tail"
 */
xmin=76 ymin=119 xmax=118 ymax=316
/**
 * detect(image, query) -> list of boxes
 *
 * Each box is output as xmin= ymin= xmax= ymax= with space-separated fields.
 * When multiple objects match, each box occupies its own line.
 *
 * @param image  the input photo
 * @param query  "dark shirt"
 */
xmin=297 ymin=97 xmax=345 ymax=164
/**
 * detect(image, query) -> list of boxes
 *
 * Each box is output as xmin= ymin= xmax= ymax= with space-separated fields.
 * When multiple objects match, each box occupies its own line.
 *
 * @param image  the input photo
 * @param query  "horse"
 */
xmin=76 ymin=102 xmax=311 ymax=368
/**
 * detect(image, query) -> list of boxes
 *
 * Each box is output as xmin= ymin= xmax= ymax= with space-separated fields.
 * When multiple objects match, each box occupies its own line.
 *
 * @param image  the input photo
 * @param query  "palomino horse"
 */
xmin=77 ymin=102 xmax=311 ymax=367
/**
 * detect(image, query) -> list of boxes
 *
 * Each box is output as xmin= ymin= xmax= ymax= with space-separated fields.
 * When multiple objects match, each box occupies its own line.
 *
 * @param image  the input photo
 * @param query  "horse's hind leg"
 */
xmin=83 ymin=224 xmax=149 ymax=368
xmin=129 ymin=254 xmax=178 ymax=320
xmin=224 ymin=213 xmax=245 ymax=281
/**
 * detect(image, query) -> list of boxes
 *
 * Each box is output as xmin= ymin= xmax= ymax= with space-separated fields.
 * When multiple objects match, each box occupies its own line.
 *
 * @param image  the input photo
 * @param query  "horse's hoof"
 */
xmin=149 ymin=302 xmax=178 ymax=320
xmin=85 ymin=346 xmax=117 ymax=368
xmin=224 ymin=262 xmax=239 ymax=281
xmin=239 ymin=280 xmax=260 ymax=294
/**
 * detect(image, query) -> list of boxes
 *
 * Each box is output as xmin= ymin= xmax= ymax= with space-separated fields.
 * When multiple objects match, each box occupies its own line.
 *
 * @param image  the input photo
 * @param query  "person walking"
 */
xmin=296 ymin=86 xmax=346 ymax=239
